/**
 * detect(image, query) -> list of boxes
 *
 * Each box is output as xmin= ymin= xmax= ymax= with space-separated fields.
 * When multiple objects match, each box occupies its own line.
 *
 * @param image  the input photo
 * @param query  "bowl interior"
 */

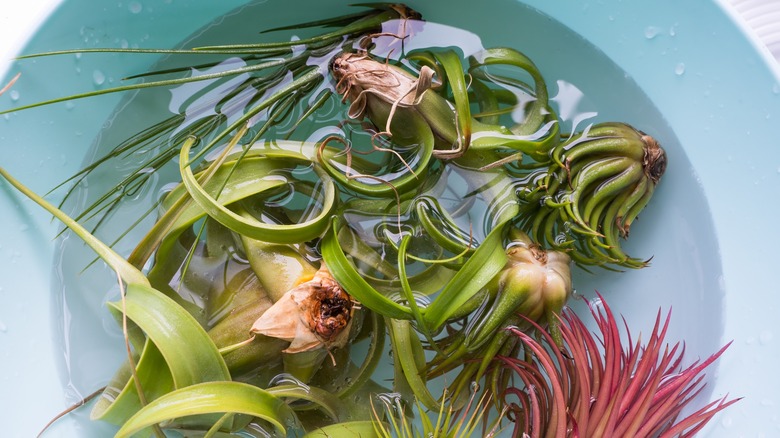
xmin=1 ymin=0 xmax=774 ymax=436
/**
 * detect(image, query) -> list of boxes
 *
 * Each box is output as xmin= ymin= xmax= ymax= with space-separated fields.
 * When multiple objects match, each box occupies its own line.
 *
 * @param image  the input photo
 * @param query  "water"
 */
xmin=13 ymin=0 xmax=724 ymax=435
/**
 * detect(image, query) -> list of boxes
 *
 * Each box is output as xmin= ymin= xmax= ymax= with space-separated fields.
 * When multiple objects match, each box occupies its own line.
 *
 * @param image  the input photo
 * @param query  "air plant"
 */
xmin=499 ymin=294 xmax=738 ymax=437
xmin=329 ymin=46 xmax=562 ymax=167
xmin=370 ymin=390 xmax=504 ymax=438
xmin=423 ymin=228 xmax=573 ymax=402
xmin=514 ymin=122 xmax=667 ymax=269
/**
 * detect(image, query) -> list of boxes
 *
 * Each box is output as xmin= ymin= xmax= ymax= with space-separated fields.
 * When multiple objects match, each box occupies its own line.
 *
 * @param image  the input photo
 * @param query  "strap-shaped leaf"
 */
xmin=0 ymin=167 xmax=149 ymax=287
xmin=387 ymin=318 xmax=438 ymax=409
xmin=468 ymin=47 xmax=560 ymax=162
xmin=469 ymin=47 xmax=549 ymax=135
xmin=317 ymin=105 xmax=435 ymax=198
xmin=303 ymin=421 xmax=381 ymax=438
xmin=267 ymin=384 xmax=344 ymax=421
xmin=143 ymin=158 xmax=290 ymax=293
xmin=179 ymin=138 xmax=337 ymax=244
xmin=322 ymin=220 xmax=413 ymax=320
xmin=91 ymin=339 xmax=174 ymax=425
xmin=114 ymin=382 xmax=295 ymax=437
xmin=434 ymin=50 xmax=472 ymax=152
xmin=107 ymin=284 xmax=230 ymax=387
xmin=414 ymin=196 xmax=474 ymax=255
xmin=422 ymin=201 xmax=518 ymax=330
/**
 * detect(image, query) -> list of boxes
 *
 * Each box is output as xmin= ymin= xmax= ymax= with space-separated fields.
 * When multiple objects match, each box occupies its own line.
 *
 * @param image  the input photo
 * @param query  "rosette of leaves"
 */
xmin=422 ymin=229 xmax=572 ymax=404
xmin=513 ymin=122 xmax=667 ymax=269
xmin=499 ymin=294 xmax=738 ymax=437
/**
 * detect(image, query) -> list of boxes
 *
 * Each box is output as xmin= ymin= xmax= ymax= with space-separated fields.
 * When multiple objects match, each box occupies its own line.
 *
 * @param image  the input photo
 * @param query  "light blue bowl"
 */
xmin=1 ymin=0 xmax=778 ymax=436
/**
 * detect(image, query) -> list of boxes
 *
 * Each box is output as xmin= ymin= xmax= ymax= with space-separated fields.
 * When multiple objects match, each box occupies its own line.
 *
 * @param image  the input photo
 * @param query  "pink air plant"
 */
xmin=498 ymin=294 xmax=739 ymax=438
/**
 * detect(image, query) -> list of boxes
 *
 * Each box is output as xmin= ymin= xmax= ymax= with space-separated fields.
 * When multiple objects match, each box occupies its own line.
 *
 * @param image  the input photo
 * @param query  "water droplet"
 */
xmin=761 ymin=399 xmax=774 ymax=407
xmin=759 ymin=330 xmax=773 ymax=345
xmin=18 ymin=224 xmax=28 ymax=232
xmin=93 ymin=70 xmax=106 ymax=86
xmin=65 ymin=101 xmax=76 ymax=111
xmin=721 ymin=415 xmax=733 ymax=428
xmin=674 ymin=63 xmax=685 ymax=75
xmin=0 ymin=320 xmax=6 ymax=332
xmin=589 ymin=296 xmax=604 ymax=311
xmin=128 ymin=1 xmax=142 ymax=13
xmin=669 ymin=25 xmax=677 ymax=37
xmin=9 ymin=90 xmax=19 ymax=101
xmin=773 ymin=83 xmax=780 ymax=94
xmin=644 ymin=26 xmax=661 ymax=39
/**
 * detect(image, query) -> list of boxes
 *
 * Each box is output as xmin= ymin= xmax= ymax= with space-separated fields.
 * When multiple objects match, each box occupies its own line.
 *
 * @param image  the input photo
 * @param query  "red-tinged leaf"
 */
xmin=498 ymin=294 xmax=739 ymax=438
xmin=658 ymin=396 xmax=742 ymax=438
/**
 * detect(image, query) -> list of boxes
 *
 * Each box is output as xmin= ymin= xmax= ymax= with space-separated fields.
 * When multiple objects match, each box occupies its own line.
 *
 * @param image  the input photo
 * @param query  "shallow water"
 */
xmin=1 ymin=0 xmax=724 ymax=435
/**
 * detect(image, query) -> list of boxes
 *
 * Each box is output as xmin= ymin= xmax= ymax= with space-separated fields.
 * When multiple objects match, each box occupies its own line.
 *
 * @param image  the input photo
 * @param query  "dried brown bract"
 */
xmin=641 ymin=133 xmax=667 ymax=184
xmin=305 ymin=271 xmax=353 ymax=340
xmin=331 ymin=52 xmax=435 ymax=132
xmin=251 ymin=266 xmax=354 ymax=354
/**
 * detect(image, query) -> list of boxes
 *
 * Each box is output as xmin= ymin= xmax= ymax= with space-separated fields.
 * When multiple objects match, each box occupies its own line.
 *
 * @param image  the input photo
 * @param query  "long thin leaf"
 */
xmin=106 ymin=284 xmax=230 ymax=387
xmin=115 ymin=382 xmax=296 ymax=437
xmin=178 ymin=138 xmax=337 ymax=244
xmin=387 ymin=318 xmax=439 ymax=410
xmin=91 ymin=339 xmax=173 ymax=424
xmin=0 ymin=167 xmax=148 ymax=286
xmin=421 ymin=215 xmax=512 ymax=331
xmin=322 ymin=220 xmax=413 ymax=319
xmin=0 ymin=57 xmax=294 ymax=115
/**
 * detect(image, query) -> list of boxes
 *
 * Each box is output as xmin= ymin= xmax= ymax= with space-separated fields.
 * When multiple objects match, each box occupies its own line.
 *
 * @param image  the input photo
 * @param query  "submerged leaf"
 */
xmin=114 ymin=381 xmax=296 ymax=438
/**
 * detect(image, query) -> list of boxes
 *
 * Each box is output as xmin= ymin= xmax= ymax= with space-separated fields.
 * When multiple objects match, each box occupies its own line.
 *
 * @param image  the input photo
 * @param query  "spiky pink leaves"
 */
xmin=499 ymin=294 xmax=739 ymax=438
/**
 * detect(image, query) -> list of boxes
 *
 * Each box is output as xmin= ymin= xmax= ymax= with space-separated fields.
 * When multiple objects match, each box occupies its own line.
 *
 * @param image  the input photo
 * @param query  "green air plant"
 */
xmin=369 ymin=390 xmax=504 ymax=438
xmin=513 ymin=122 xmax=668 ymax=269
xmin=1 ymin=135 xmax=383 ymax=435
xmin=328 ymin=46 xmax=561 ymax=168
